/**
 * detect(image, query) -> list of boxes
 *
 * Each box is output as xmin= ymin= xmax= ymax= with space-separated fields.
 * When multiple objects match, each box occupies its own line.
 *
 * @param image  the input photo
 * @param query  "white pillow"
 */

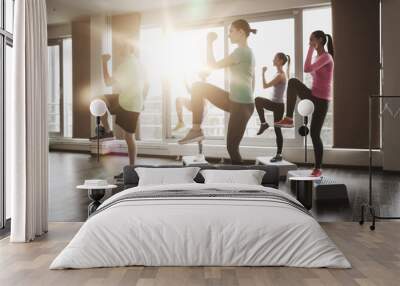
xmin=200 ymin=169 xmax=266 ymax=185
xmin=135 ymin=167 xmax=201 ymax=186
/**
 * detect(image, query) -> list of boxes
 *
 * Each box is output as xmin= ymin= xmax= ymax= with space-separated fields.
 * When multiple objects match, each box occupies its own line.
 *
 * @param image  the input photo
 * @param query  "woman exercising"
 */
xmin=255 ymin=53 xmax=290 ymax=162
xmin=173 ymin=97 xmax=192 ymax=131
xmin=275 ymin=30 xmax=334 ymax=177
xmin=95 ymin=42 xmax=148 ymax=167
xmin=173 ymin=76 xmax=208 ymax=132
xmin=178 ymin=19 xmax=256 ymax=165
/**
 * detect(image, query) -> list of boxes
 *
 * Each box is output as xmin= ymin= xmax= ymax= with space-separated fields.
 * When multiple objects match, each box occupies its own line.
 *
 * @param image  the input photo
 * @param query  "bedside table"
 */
xmin=77 ymin=180 xmax=117 ymax=216
xmin=288 ymin=176 xmax=320 ymax=210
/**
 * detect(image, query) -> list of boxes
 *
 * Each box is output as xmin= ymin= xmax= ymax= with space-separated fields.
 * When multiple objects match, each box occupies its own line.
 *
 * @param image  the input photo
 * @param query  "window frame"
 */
xmin=140 ymin=7 xmax=317 ymax=147
xmin=301 ymin=5 xmax=333 ymax=147
xmin=228 ymin=11 xmax=303 ymax=148
xmin=1 ymin=0 xmax=14 ymax=230
xmin=47 ymin=39 xmax=65 ymax=138
xmin=163 ymin=21 xmax=227 ymax=142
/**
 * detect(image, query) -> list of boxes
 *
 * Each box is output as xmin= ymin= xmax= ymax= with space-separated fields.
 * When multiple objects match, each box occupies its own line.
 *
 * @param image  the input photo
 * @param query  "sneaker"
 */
xmin=178 ymin=129 xmax=204 ymax=144
xmin=89 ymin=131 xmax=114 ymax=141
xmin=90 ymin=125 xmax=105 ymax=141
xmin=96 ymin=125 xmax=105 ymax=135
xmin=257 ymin=122 xmax=269 ymax=135
xmin=270 ymin=154 xmax=283 ymax=162
xmin=310 ymin=168 xmax=322 ymax=177
xmin=103 ymin=131 xmax=114 ymax=139
xmin=173 ymin=121 xmax=186 ymax=132
xmin=274 ymin=117 xmax=294 ymax=128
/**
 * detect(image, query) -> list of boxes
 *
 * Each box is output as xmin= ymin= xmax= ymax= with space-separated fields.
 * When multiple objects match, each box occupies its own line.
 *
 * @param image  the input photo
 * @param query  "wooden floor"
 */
xmin=1 ymin=222 xmax=399 ymax=286
xmin=49 ymin=152 xmax=177 ymax=222
xmin=2 ymin=152 xmax=400 ymax=285
xmin=48 ymin=151 xmax=400 ymax=223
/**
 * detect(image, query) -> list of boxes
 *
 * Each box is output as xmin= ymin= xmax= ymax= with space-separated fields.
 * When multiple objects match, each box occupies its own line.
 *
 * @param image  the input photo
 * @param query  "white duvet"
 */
xmin=50 ymin=183 xmax=351 ymax=269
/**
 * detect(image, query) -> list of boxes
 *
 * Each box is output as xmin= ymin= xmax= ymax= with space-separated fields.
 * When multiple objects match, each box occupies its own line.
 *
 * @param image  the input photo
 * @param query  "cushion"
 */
xmin=135 ymin=167 xmax=201 ymax=186
xmin=200 ymin=169 xmax=266 ymax=185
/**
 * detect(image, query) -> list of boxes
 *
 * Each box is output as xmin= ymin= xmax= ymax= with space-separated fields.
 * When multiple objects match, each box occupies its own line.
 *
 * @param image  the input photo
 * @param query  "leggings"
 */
xmin=191 ymin=82 xmax=254 ymax=164
xmin=286 ymin=78 xmax=329 ymax=169
xmin=255 ymin=97 xmax=284 ymax=154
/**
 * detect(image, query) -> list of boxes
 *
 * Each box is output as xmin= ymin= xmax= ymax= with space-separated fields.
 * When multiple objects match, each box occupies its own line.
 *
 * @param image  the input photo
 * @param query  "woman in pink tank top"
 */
xmin=275 ymin=30 xmax=334 ymax=177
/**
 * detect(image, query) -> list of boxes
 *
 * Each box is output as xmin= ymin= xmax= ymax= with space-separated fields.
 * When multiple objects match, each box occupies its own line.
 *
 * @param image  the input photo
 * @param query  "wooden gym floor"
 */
xmin=48 ymin=151 xmax=400 ymax=223
xmin=1 ymin=151 xmax=400 ymax=285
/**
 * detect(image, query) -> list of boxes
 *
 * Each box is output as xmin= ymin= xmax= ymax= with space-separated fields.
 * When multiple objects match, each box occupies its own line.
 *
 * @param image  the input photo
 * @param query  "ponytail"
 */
xmin=312 ymin=30 xmax=334 ymax=58
xmin=232 ymin=19 xmax=257 ymax=37
xmin=326 ymin=34 xmax=334 ymax=58
xmin=286 ymin=55 xmax=291 ymax=78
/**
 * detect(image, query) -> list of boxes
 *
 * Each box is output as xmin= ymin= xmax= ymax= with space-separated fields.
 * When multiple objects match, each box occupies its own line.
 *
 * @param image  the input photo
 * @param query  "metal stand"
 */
xmin=304 ymin=116 xmax=308 ymax=163
xmin=87 ymin=188 xmax=106 ymax=216
xmin=195 ymin=141 xmax=205 ymax=161
xmin=298 ymin=116 xmax=309 ymax=163
xmin=359 ymin=95 xmax=400 ymax=230
xmin=96 ymin=116 xmax=100 ymax=162
xmin=295 ymin=180 xmax=313 ymax=210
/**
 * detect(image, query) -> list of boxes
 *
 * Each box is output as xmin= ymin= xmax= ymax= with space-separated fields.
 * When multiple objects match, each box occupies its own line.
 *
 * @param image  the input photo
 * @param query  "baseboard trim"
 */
xmin=49 ymin=137 xmax=383 ymax=167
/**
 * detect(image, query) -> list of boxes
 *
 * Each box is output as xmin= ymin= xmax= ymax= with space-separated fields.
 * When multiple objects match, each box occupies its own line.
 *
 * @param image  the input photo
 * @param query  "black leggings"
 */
xmin=191 ymin=82 xmax=254 ymax=164
xmin=255 ymin=97 xmax=284 ymax=154
xmin=286 ymin=78 xmax=329 ymax=169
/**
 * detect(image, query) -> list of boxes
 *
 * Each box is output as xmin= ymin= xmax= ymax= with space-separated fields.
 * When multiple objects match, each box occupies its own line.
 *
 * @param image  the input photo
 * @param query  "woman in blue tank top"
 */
xmin=255 ymin=53 xmax=290 ymax=162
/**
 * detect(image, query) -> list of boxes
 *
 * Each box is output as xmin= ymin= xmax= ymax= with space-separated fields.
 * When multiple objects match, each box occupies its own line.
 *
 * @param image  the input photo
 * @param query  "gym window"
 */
xmin=138 ymin=5 xmax=333 ymax=148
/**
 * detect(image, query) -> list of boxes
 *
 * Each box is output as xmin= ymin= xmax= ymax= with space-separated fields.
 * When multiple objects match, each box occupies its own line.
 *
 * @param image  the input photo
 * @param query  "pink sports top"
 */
xmin=304 ymin=46 xmax=334 ymax=101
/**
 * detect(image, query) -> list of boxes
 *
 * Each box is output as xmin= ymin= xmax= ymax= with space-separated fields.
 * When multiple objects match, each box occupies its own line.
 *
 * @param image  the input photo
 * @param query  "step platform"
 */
xmin=256 ymin=156 xmax=297 ymax=179
xmin=287 ymin=170 xmax=348 ymax=201
xmin=182 ymin=155 xmax=209 ymax=166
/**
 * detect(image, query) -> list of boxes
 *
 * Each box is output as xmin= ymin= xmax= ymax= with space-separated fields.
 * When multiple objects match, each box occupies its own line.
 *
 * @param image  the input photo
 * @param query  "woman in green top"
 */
xmin=94 ymin=42 xmax=148 ymax=167
xmin=178 ymin=19 xmax=256 ymax=164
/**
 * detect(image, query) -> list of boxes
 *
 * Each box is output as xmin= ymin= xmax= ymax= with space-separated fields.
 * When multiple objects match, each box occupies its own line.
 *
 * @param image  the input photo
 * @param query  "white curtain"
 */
xmin=9 ymin=0 xmax=49 ymax=242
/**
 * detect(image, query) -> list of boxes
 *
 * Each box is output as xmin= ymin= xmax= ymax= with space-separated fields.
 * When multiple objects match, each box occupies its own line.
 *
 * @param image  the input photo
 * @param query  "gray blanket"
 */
xmin=91 ymin=189 xmax=310 ymax=218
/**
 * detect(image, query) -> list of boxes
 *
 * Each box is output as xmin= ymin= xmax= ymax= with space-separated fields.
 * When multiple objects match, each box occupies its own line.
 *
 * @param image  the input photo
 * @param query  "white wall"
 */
xmin=141 ymin=0 xmax=330 ymax=26
xmin=382 ymin=0 xmax=400 ymax=171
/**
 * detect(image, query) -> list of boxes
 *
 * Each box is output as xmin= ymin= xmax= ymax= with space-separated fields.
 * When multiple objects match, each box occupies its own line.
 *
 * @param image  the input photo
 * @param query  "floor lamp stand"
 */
xmin=304 ymin=116 xmax=308 ymax=164
xmin=359 ymin=95 xmax=400 ymax=230
xmin=96 ymin=116 xmax=100 ymax=162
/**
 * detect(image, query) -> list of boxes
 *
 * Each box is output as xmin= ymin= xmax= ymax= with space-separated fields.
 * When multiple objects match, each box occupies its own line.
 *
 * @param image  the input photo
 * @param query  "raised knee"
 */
xmin=288 ymin=78 xmax=298 ymax=87
xmin=191 ymin=82 xmax=205 ymax=95
xmin=255 ymin=97 xmax=263 ymax=105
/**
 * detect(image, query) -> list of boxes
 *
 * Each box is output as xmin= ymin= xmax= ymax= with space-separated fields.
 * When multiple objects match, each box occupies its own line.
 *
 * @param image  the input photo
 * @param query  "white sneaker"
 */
xmin=178 ymin=129 xmax=204 ymax=144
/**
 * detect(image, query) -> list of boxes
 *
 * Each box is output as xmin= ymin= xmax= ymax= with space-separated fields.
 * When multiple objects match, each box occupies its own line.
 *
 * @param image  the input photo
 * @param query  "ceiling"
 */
xmin=46 ymin=0 xmax=222 ymax=24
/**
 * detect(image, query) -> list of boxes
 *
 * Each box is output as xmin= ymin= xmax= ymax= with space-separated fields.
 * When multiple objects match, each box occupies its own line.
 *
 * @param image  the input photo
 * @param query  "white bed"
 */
xmin=50 ymin=183 xmax=351 ymax=269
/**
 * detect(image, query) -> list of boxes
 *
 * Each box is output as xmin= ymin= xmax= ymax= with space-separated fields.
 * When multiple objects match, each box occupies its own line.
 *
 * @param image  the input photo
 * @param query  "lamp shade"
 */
xmin=90 ymin=99 xmax=107 ymax=117
xmin=297 ymin=99 xmax=314 ymax=116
